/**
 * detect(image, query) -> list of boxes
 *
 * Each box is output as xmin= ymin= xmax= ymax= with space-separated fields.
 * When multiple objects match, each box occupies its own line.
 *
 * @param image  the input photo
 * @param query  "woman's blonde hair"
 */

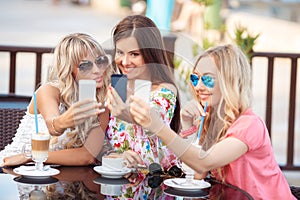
xmin=48 ymin=33 xmax=112 ymax=148
xmin=194 ymin=44 xmax=252 ymax=180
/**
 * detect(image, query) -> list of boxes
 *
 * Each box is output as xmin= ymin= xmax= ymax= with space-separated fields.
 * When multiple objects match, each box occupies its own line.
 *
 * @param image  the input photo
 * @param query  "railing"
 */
xmin=0 ymin=45 xmax=299 ymax=171
xmin=0 ymin=45 xmax=53 ymax=95
xmin=250 ymin=52 xmax=299 ymax=171
xmin=0 ymin=35 xmax=177 ymax=100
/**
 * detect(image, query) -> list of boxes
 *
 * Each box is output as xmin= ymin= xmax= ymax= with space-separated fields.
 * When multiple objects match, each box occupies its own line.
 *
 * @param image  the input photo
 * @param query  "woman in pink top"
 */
xmin=112 ymin=44 xmax=295 ymax=199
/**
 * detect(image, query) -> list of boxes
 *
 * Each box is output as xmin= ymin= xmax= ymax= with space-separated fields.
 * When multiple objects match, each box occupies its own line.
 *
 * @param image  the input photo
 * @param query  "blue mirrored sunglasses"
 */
xmin=190 ymin=74 xmax=215 ymax=88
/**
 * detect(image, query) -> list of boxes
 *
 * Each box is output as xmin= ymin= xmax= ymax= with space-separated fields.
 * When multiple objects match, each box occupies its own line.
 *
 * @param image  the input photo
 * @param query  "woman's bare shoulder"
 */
xmin=36 ymin=83 xmax=60 ymax=101
xmin=154 ymin=83 xmax=177 ymax=94
xmin=37 ymin=83 xmax=59 ymax=93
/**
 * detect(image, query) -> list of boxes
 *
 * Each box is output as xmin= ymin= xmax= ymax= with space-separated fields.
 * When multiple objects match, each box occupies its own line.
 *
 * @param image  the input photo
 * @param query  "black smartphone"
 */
xmin=111 ymin=74 xmax=127 ymax=102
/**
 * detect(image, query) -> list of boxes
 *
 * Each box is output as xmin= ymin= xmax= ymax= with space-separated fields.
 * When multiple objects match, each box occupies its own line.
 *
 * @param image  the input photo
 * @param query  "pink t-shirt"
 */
xmin=211 ymin=109 xmax=295 ymax=200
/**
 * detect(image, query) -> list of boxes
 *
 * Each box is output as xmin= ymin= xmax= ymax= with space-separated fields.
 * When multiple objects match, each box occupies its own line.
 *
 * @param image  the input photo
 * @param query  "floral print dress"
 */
xmin=106 ymin=87 xmax=179 ymax=200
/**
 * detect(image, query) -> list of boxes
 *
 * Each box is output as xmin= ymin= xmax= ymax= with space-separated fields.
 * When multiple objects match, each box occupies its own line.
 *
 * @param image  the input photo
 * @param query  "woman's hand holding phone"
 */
xmin=53 ymin=80 xmax=104 ymax=130
xmin=107 ymin=74 xmax=137 ymax=123
xmin=107 ymin=86 xmax=134 ymax=123
xmin=57 ymin=99 xmax=103 ymax=129
xmin=108 ymin=75 xmax=153 ymax=124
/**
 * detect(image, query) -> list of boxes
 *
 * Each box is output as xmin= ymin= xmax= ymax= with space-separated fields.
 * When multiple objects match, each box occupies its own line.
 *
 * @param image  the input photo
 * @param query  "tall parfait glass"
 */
xmin=31 ymin=132 xmax=50 ymax=171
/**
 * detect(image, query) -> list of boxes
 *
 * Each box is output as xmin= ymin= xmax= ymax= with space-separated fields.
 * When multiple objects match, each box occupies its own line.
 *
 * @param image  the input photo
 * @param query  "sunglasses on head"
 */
xmin=190 ymin=73 xmax=215 ymax=88
xmin=147 ymin=163 xmax=185 ymax=188
xmin=78 ymin=55 xmax=109 ymax=73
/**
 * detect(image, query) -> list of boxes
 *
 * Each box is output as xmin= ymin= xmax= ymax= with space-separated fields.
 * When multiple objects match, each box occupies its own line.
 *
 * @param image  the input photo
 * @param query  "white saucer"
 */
xmin=13 ymin=165 xmax=60 ymax=179
xmin=93 ymin=166 xmax=131 ymax=179
xmin=163 ymin=178 xmax=211 ymax=191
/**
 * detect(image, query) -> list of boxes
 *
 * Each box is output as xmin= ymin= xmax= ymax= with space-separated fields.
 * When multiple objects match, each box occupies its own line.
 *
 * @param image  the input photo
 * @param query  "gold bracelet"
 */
xmin=51 ymin=117 xmax=61 ymax=135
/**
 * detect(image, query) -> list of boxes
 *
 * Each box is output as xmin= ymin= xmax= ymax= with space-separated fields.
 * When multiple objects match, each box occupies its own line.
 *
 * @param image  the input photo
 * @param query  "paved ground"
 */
xmin=0 ymin=0 xmax=123 ymax=47
xmin=0 ymin=0 xmax=299 ymax=185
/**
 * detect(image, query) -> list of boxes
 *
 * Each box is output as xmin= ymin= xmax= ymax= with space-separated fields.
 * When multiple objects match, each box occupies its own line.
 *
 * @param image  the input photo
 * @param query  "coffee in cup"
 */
xmin=31 ymin=132 xmax=50 ymax=163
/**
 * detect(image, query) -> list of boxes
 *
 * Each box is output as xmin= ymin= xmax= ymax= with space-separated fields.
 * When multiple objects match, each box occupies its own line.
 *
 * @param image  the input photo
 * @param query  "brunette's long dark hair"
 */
xmin=112 ymin=15 xmax=181 ymax=133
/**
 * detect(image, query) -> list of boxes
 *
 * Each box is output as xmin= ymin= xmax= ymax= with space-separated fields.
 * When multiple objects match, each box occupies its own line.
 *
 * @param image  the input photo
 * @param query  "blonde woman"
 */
xmin=119 ymin=44 xmax=295 ymax=199
xmin=1 ymin=33 xmax=112 ymax=166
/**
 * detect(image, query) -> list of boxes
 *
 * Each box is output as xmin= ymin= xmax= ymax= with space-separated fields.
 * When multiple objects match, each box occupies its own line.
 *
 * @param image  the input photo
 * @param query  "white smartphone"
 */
xmin=79 ymin=79 xmax=96 ymax=101
xmin=134 ymin=79 xmax=152 ymax=104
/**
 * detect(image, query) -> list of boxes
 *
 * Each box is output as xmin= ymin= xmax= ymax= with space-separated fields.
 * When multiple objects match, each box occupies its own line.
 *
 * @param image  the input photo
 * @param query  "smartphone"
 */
xmin=134 ymin=79 xmax=152 ymax=104
xmin=79 ymin=79 xmax=96 ymax=101
xmin=111 ymin=74 xmax=127 ymax=102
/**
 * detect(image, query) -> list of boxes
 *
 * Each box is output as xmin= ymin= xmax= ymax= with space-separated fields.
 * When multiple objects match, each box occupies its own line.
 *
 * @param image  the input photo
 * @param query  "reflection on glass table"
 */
xmin=0 ymin=165 xmax=253 ymax=200
xmin=1 ymin=166 xmax=105 ymax=199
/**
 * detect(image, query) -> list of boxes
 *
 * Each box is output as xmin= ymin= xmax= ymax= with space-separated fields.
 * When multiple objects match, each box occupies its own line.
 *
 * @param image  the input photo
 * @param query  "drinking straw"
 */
xmin=33 ymin=92 xmax=39 ymax=133
xmin=196 ymin=102 xmax=208 ymax=143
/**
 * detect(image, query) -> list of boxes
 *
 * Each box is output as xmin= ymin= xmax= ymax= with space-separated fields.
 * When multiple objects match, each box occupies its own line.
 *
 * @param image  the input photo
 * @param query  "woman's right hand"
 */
xmin=55 ymin=99 xmax=104 ymax=130
xmin=106 ymin=150 xmax=143 ymax=169
xmin=1 ymin=154 xmax=31 ymax=167
xmin=106 ymin=86 xmax=134 ymax=123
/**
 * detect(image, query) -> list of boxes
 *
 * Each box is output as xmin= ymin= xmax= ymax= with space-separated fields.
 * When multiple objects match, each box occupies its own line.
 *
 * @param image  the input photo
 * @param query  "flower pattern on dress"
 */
xmin=106 ymin=87 xmax=179 ymax=199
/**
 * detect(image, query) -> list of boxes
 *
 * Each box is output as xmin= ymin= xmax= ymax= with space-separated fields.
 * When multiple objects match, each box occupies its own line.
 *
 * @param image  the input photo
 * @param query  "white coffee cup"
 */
xmin=100 ymin=184 xmax=121 ymax=196
xmin=102 ymin=156 xmax=128 ymax=171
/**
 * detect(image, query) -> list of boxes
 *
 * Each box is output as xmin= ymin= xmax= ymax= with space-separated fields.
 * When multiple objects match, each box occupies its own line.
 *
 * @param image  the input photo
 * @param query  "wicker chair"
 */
xmin=291 ymin=186 xmax=300 ymax=200
xmin=0 ymin=108 xmax=26 ymax=151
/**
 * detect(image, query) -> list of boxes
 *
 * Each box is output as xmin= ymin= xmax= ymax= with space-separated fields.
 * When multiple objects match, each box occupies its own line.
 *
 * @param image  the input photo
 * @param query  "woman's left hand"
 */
xmin=180 ymin=99 xmax=204 ymax=130
xmin=129 ymin=96 xmax=165 ymax=135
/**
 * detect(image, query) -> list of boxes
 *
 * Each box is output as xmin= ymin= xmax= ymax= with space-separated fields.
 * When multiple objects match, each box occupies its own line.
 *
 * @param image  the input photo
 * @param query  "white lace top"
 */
xmin=0 ymin=103 xmax=74 ymax=200
xmin=0 ymin=105 xmax=71 ymax=159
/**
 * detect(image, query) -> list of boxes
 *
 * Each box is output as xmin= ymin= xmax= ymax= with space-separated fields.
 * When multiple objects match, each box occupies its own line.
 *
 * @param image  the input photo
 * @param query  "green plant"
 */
xmin=234 ymin=25 xmax=260 ymax=59
xmin=192 ymin=0 xmax=213 ymax=6
xmin=174 ymin=57 xmax=191 ymax=83
xmin=192 ymin=43 xmax=201 ymax=57
xmin=202 ymin=37 xmax=215 ymax=50
xmin=173 ymin=56 xmax=193 ymax=102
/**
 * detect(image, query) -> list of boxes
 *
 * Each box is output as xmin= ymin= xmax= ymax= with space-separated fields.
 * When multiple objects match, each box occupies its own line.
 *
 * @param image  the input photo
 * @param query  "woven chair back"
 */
xmin=0 ymin=108 xmax=26 ymax=150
